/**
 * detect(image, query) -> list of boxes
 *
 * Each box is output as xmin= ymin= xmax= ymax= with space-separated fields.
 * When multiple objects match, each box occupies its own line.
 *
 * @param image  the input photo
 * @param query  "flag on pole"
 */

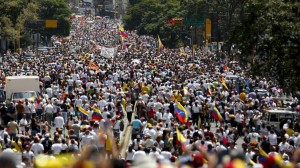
xmin=176 ymin=127 xmax=186 ymax=151
xmin=174 ymin=101 xmax=188 ymax=124
xmin=88 ymin=60 xmax=99 ymax=71
xmin=158 ymin=35 xmax=164 ymax=52
xmin=118 ymin=24 xmax=126 ymax=47
xmin=221 ymin=77 xmax=229 ymax=90
xmin=176 ymin=127 xmax=186 ymax=143
xmin=210 ymin=107 xmax=223 ymax=122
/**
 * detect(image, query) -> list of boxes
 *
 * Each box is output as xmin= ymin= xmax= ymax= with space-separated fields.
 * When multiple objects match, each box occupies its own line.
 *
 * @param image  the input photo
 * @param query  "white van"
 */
xmin=265 ymin=109 xmax=297 ymax=129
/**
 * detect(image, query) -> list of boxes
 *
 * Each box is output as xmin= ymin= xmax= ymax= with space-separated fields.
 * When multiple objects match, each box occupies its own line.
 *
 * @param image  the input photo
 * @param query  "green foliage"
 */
xmin=0 ymin=0 xmax=71 ymax=42
xmin=124 ymin=0 xmax=300 ymax=91
xmin=124 ymin=0 xmax=192 ymax=48
xmin=229 ymin=0 xmax=300 ymax=92
xmin=38 ymin=0 xmax=72 ymax=38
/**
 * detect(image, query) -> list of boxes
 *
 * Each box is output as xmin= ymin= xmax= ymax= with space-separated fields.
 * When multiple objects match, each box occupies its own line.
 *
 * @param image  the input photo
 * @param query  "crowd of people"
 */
xmin=0 ymin=13 xmax=299 ymax=168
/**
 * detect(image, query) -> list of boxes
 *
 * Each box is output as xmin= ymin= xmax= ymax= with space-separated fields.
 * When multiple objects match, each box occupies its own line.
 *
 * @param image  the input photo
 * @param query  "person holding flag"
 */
xmin=174 ymin=101 xmax=188 ymax=124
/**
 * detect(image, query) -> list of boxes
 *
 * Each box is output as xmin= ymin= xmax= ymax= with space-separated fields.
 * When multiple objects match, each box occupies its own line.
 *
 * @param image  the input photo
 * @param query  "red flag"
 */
xmin=120 ymin=31 xmax=128 ymax=38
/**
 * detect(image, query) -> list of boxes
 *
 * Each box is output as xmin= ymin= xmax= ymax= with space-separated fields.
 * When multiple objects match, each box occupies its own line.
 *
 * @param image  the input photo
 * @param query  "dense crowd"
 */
xmin=0 ymin=14 xmax=299 ymax=168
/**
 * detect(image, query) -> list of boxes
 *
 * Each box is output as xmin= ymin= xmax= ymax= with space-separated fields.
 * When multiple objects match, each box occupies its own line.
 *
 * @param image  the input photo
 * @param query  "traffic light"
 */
xmin=172 ymin=18 xmax=183 ymax=26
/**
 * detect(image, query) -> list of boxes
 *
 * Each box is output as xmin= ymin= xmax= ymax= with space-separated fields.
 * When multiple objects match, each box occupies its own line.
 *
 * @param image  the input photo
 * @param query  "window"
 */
xmin=12 ymin=92 xmax=35 ymax=100
xmin=269 ymin=113 xmax=279 ymax=122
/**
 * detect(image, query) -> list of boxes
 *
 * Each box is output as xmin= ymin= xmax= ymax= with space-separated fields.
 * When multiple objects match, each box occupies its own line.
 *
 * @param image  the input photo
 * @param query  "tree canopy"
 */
xmin=124 ymin=0 xmax=300 ymax=92
xmin=0 ymin=0 xmax=71 ymax=46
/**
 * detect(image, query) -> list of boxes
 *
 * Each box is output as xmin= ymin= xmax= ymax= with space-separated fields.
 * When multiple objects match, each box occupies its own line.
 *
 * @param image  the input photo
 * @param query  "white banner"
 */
xmin=101 ymin=47 xmax=117 ymax=58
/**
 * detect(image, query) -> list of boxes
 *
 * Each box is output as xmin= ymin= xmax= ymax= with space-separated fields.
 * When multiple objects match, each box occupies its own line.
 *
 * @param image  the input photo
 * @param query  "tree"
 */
xmin=0 ymin=0 xmax=39 ymax=50
xmin=229 ymin=0 xmax=300 ymax=92
xmin=38 ymin=0 xmax=72 ymax=38
xmin=124 ymin=0 xmax=200 ymax=48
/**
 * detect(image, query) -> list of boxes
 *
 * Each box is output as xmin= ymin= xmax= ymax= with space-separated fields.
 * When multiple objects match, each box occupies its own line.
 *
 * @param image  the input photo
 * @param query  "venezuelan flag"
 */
xmin=92 ymin=108 xmax=102 ymax=121
xmin=210 ymin=107 xmax=223 ymax=122
xmin=158 ymin=35 xmax=164 ymax=52
xmin=78 ymin=106 xmax=89 ymax=120
xmin=176 ymin=127 xmax=186 ymax=151
xmin=176 ymin=127 xmax=186 ymax=143
xmin=174 ymin=101 xmax=188 ymax=124
xmin=34 ymin=97 xmax=39 ymax=109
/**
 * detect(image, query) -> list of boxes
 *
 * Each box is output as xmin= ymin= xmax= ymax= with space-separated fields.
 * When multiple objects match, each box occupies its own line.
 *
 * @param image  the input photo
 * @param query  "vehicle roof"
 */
xmin=6 ymin=76 xmax=39 ymax=80
xmin=267 ymin=109 xmax=296 ymax=114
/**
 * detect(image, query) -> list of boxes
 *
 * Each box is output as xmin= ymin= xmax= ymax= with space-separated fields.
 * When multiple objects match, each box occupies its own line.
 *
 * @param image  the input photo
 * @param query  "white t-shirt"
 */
xmin=126 ymin=150 xmax=135 ymax=161
xmin=19 ymin=118 xmax=28 ymax=132
xmin=31 ymin=143 xmax=44 ymax=156
xmin=23 ymin=151 xmax=35 ymax=162
xmin=247 ymin=132 xmax=260 ymax=142
xmin=268 ymin=133 xmax=278 ymax=146
xmin=54 ymin=116 xmax=64 ymax=129
xmin=51 ymin=143 xmax=62 ymax=155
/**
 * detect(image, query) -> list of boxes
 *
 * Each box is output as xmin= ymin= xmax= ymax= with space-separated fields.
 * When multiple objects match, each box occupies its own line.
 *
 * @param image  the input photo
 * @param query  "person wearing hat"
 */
xmin=142 ymin=133 xmax=154 ymax=148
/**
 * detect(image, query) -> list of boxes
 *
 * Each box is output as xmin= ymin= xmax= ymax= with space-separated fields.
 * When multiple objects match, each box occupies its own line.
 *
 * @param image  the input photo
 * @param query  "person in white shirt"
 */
xmin=125 ymin=145 xmax=135 ymax=162
xmin=278 ymin=137 xmax=290 ymax=153
xmin=51 ymin=139 xmax=63 ymax=155
xmin=29 ymin=100 xmax=36 ymax=118
xmin=54 ymin=113 xmax=65 ymax=129
xmin=19 ymin=114 xmax=28 ymax=134
xmin=283 ymin=120 xmax=291 ymax=130
xmin=44 ymin=101 xmax=54 ymax=125
xmin=31 ymin=137 xmax=44 ymax=156
xmin=247 ymin=129 xmax=260 ymax=142
xmin=268 ymin=130 xmax=278 ymax=146
xmin=162 ymin=110 xmax=173 ymax=126
xmin=80 ymin=130 xmax=94 ymax=148
xmin=23 ymin=145 xmax=35 ymax=163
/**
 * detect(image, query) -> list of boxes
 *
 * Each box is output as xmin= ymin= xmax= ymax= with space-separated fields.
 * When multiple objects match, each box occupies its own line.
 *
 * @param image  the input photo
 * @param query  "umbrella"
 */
xmin=95 ymin=16 xmax=101 ymax=19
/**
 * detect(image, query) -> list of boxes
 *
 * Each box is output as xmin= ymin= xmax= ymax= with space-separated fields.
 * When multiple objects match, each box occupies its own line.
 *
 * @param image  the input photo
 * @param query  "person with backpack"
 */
xmin=41 ymin=133 xmax=53 ymax=154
